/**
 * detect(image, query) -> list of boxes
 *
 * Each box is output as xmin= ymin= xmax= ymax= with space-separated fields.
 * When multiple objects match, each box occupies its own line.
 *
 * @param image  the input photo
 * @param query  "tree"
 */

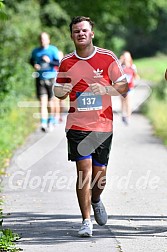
xmin=0 ymin=0 xmax=41 ymax=103
xmin=57 ymin=0 xmax=167 ymax=57
xmin=39 ymin=0 xmax=72 ymax=52
xmin=0 ymin=0 xmax=7 ymax=20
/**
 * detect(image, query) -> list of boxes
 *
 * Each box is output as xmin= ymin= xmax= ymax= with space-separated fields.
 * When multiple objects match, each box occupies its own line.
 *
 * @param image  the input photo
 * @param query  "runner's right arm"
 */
xmin=54 ymin=83 xmax=73 ymax=100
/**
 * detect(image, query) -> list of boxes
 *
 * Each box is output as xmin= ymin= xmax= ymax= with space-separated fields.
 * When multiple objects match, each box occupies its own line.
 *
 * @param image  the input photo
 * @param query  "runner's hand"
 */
xmin=62 ymin=83 xmax=73 ymax=95
xmin=42 ymin=55 xmax=50 ymax=63
xmin=34 ymin=64 xmax=41 ymax=70
xmin=90 ymin=83 xmax=106 ymax=95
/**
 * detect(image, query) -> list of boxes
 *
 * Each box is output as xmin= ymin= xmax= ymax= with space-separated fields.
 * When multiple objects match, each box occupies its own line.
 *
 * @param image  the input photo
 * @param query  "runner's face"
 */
xmin=71 ymin=21 xmax=94 ymax=48
xmin=40 ymin=33 xmax=50 ymax=47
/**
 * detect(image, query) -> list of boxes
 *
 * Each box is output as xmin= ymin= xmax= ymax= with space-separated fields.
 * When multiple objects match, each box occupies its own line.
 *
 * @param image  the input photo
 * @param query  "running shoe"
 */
xmin=41 ymin=123 xmax=48 ymax=132
xmin=78 ymin=219 xmax=93 ymax=237
xmin=92 ymin=200 xmax=107 ymax=226
xmin=122 ymin=116 xmax=128 ymax=125
xmin=48 ymin=122 xmax=55 ymax=132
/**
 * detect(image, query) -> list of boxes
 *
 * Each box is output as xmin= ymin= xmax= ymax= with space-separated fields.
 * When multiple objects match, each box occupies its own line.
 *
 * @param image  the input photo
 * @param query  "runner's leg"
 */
xmin=76 ymin=159 xmax=92 ymax=220
xmin=48 ymin=97 xmax=55 ymax=120
xmin=91 ymin=165 xmax=106 ymax=203
xmin=40 ymin=94 xmax=48 ymax=123
xmin=53 ymin=97 xmax=61 ymax=124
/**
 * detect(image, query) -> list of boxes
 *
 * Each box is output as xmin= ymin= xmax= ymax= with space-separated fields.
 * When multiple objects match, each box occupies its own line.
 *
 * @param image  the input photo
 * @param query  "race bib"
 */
xmin=77 ymin=92 xmax=102 ymax=111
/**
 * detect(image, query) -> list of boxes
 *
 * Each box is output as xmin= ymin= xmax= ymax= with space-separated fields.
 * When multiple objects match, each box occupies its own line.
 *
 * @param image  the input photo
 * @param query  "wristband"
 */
xmin=105 ymin=86 xmax=109 ymax=94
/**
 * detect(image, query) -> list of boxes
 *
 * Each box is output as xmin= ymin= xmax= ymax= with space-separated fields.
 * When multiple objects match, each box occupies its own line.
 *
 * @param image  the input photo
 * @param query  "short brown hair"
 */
xmin=69 ymin=16 xmax=94 ymax=34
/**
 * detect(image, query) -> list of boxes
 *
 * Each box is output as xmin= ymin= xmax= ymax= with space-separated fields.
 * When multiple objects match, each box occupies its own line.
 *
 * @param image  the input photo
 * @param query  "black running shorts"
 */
xmin=36 ymin=78 xmax=54 ymax=100
xmin=66 ymin=129 xmax=113 ymax=166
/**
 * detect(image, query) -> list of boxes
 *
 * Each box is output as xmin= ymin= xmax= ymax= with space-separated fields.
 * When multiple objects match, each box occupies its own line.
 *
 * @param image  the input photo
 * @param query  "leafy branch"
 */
xmin=0 ymin=0 xmax=8 ymax=20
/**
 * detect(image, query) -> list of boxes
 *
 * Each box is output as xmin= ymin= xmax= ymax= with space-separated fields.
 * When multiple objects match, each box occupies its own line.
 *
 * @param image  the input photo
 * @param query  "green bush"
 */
xmin=0 ymin=229 xmax=21 ymax=252
xmin=146 ymin=94 xmax=167 ymax=145
xmin=155 ymin=79 xmax=167 ymax=101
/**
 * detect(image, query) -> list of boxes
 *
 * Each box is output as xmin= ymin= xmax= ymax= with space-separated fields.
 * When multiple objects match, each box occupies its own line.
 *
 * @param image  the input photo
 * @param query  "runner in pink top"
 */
xmin=120 ymin=51 xmax=140 ymax=125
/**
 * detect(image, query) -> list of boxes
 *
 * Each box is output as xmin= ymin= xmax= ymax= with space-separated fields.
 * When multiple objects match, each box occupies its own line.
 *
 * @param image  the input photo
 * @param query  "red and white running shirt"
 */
xmin=122 ymin=64 xmax=137 ymax=89
xmin=56 ymin=46 xmax=125 ymax=132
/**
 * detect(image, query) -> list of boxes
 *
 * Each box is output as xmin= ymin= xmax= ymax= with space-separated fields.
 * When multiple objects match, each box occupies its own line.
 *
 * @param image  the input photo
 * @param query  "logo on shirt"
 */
xmin=93 ymin=68 xmax=103 ymax=78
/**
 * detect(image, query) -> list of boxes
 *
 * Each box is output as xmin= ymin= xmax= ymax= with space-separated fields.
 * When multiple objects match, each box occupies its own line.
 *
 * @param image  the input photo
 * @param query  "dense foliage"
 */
xmin=58 ymin=0 xmax=167 ymax=57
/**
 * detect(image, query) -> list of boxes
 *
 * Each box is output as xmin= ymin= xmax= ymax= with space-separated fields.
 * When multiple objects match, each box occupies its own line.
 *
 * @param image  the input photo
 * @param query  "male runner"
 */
xmin=30 ymin=32 xmax=59 ymax=132
xmin=54 ymin=16 xmax=128 ymax=237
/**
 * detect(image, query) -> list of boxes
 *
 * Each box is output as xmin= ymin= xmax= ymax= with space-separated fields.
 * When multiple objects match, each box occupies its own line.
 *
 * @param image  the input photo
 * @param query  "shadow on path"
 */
xmin=3 ymin=213 xmax=167 ymax=245
xmin=3 ymin=212 xmax=111 ymax=244
xmin=108 ymin=215 xmax=167 ymax=238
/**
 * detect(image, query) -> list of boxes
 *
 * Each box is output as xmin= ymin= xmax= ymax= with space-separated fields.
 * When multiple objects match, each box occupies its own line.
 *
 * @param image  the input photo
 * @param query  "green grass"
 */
xmin=0 ymin=229 xmax=21 ymax=252
xmin=0 ymin=199 xmax=21 ymax=251
xmin=146 ymin=95 xmax=167 ymax=145
xmin=135 ymin=53 xmax=167 ymax=83
xmin=0 ymin=100 xmax=38 ymax=173
xmin=135 ymin=53 xmax=167 ymax=145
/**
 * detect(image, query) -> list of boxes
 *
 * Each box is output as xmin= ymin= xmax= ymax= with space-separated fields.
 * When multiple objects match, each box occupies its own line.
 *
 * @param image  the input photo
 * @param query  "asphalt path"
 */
xmin=2 ymin=80 xmax=167 ymax=252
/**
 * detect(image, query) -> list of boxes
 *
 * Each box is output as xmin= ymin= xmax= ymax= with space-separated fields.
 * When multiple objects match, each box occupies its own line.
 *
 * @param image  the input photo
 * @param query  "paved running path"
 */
xmin=2 ymin=80 xmax=167 ymax=252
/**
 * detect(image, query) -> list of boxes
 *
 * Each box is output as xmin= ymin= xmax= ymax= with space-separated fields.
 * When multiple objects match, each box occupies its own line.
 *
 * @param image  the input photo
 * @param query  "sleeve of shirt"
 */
xmin=108 ymin=57 xmax=126 ymax=84
xmin=50 ymin=46 xmax=60 ymax=66
xmin=55 ymin=60 xmax=71 ymax=86
xmin=109 ymin=61 xmax=126 ymax=83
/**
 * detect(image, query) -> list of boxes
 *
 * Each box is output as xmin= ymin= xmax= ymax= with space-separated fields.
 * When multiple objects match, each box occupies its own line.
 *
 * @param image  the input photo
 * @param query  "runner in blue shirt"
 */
xmin=30 ymin=32 xmax=59 ymax=132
